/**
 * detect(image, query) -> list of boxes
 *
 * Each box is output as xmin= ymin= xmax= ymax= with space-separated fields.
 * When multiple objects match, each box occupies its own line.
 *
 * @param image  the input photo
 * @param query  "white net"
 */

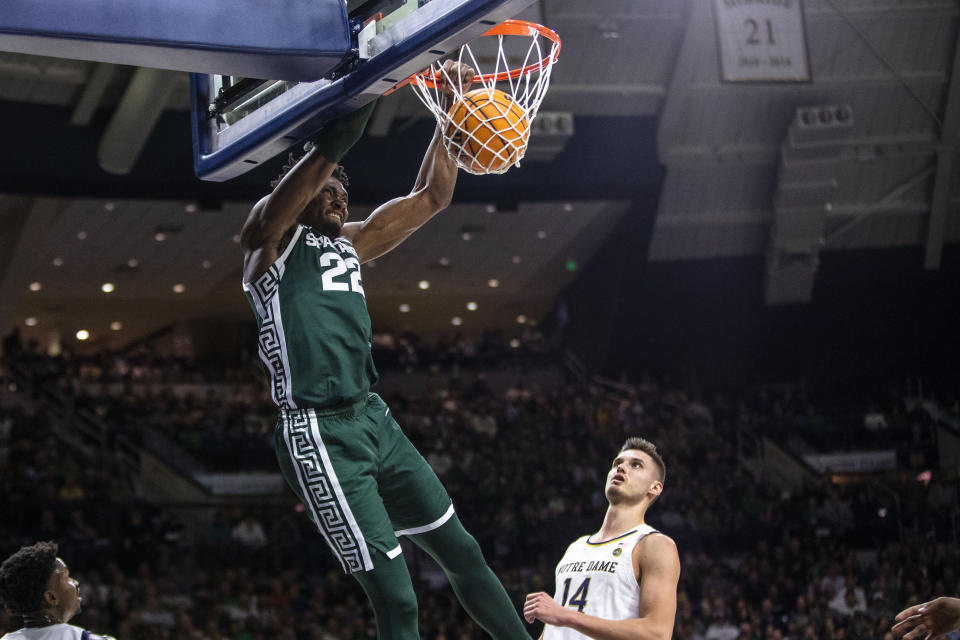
xmin=409 ymin=22 xmax=560 ymax=175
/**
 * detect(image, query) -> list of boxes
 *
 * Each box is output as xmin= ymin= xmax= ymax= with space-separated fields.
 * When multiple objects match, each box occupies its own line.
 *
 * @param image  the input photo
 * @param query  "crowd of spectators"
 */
xmin=735 ymin=380 xmax=948 ymax=464
xmin=2 ymin=325 xmax=555 ymax=471
xmin=2 ymin=323 xmax=554 ymax=387
xmin=370 ymin=326 xmax=554 ymax=371
xmin=0 ymin=399 xmax=134 ymax=511
xmin=2 ymin=335 xmax=960 ymax=640
xmin=72 ymin=384 xmax=278 ymax=471
xmin=3 ymin=328 xmax=257 ymax=386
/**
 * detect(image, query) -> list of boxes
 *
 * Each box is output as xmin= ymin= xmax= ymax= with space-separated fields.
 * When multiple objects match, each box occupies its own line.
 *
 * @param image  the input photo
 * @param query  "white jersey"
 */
xmin=1 ymin=624 xmax=114 ymax=640
xmin=543 ymin=524 xmax=659 ymax=640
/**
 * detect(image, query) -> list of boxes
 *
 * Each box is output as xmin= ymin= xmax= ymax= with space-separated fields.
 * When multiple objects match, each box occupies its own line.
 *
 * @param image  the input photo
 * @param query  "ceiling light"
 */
xmin=451 ymin=317 xmax=463 ymax=326
xmin=154 ymin=232 xmax=167 ymax=242
xmin=52 ymin=257 xmax=64 ymax=267
xmin=485 ymin=204 xmax=497 ymax=214
xmin=487 ymin=279 xmax=499 ymax=288
xmin=510 ymin=338 xmax=520 ymax=348
xmin=28 ymin=282 xmax=42 ymax=292
xmin=516 ymin=314 xmax=527 ymax=324
xmin=127 ymin=258 xmax=139 ymax=268
xmin=537 ymin=230 xmax=547 ymax=239
xmin=101 ymin=282 xmax=115 ymax=293
xmin=466 ymin=302 xmax=478 ymax=311
xmin=399 ymin=304 xmax=411 ymax=313
xmin=24 ymin=317 xmax=37 ymax=327
xmin=104 ymin=202 xmax=115 ymax=211
xmin=185 ymin=203 xmax=198 ymax=213
xmin=418 ymin=280 xmax=430 ymax=290
xmin=201 ymin=260 xmax=212 ymax=269
xmin=439 ymin=257 xmax=450 ymax=266
xmin=75 ymin=330 xmax=90 ymax=341
xmin=232 ymin=234 xmax=241 ymax=244
xmin=563 ymin=203 xmax=574 ymax=212
xmin=172 ymin=283 xmax=185 ymax=294
xmin=110 ymin=321 xmax=123 ymax=331
xmin=461 ymin=232 xmax=472 ymax=241
xmin=512 ymin=256 xmax=522 ymax=264
xmin=77 ymin=231 xmax=87 ymax=240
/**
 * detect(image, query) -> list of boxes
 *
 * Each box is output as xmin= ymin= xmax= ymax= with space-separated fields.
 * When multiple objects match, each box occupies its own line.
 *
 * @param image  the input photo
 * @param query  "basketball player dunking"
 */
xmin=524 ymin=437 xmax=681 ymax=640
xmin=240 ymin=60 xmax=530 ymax=640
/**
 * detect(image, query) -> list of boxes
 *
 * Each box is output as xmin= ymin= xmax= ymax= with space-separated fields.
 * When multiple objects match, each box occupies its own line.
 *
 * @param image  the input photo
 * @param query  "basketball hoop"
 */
xmin=405 ymin=20 xmax=561 ymax=175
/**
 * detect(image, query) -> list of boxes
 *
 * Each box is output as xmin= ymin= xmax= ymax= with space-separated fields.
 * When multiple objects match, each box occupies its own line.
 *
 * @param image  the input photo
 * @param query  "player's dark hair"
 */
xmin=332 ymin=163 xmax=349 ymax=188
xmin=619 ymin=437 xmax=666 ymax=484
xmin=270 ymin=144 xmax=350 ymax=189
xmin=0 ymin=541 xmax=58 ymax=616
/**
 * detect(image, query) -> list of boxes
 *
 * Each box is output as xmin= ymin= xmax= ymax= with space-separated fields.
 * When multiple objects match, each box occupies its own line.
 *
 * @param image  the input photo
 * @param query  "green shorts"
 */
xmin=275 ymin=392 xmax=453 ymax=573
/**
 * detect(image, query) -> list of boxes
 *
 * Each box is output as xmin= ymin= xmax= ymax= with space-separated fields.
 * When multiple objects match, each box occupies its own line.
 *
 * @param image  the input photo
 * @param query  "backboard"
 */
xmin=0 ymin=0 xmax=353 ymax=80
xmin=191 ymin=0 xmax=537 ymax=181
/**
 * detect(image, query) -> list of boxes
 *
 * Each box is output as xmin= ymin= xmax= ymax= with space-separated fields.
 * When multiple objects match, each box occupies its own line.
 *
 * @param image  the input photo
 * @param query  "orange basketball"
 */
xmin=446 ymin=88 xmax=529 ymax=174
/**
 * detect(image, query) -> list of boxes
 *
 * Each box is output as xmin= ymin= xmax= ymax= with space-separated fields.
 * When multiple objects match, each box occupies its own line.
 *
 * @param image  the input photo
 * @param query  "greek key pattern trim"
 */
xmin=250 ymin=264 xmax=293 ymax=409
xmin=283 ymin=409 xmax=371 ymax=573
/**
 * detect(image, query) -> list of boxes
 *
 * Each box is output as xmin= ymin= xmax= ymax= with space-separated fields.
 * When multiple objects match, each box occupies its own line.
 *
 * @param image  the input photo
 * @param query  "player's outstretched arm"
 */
xmin=524 ymin=535 xmax=680 ymax=640
xmin=892 ymin=596 xmax=960 ymax=639
xmin=344 ymin=60 xmax=475 ymax=263
xmin=241 ymin=103 xmax=376 ymax=281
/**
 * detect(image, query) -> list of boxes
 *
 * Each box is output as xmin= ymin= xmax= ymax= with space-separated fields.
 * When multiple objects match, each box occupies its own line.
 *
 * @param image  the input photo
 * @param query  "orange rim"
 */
xmin=406 ymin=19 xmax=561 ymax=90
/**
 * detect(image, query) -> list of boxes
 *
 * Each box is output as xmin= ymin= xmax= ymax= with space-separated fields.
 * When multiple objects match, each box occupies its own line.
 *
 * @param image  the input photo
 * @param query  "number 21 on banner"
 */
xmin=714 ymin=0 xmax=810 ymax=82
xmin=745 ymin=17 xmax=775 ymax=45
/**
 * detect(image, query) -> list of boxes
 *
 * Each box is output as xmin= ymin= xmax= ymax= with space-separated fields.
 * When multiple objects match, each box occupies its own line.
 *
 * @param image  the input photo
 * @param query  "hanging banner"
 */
xmin=714 ymin=0 xmax=811 ymax=82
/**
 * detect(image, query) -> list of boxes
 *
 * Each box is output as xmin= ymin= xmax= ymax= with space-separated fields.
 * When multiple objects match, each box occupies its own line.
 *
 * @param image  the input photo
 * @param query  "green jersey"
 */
xmin=244 ymin=224 xmax=378 ymax=410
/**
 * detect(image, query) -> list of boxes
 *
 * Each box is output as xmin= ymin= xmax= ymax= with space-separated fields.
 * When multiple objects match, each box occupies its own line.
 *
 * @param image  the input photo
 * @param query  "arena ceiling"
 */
xmin=0 ymin=0 xmax=959 ymax=353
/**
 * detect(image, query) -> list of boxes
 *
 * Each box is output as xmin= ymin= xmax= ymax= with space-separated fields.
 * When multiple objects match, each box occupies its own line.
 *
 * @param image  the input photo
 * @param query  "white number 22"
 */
xmin=320 ymin=252 xmax=365 ymax=296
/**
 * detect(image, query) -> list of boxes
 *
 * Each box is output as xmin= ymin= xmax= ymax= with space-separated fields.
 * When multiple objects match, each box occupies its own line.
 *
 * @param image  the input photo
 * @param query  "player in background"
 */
xmin=240 ymin=60 xmax=529 ymax=640
xmin=524 ymin=437 xmax=680 ymax=640
xmin=0 ymin=541 xmax=115 ymax=640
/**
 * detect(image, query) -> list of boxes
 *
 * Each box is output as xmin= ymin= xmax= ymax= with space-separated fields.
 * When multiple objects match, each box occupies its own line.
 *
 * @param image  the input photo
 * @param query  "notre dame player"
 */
xmin=240 ymin=60 xmax=528 ymax=640
xmin=0 ymin=541 xmax=115 ymax=640
xmin=524 ymin=438 xmax=681 ymax=640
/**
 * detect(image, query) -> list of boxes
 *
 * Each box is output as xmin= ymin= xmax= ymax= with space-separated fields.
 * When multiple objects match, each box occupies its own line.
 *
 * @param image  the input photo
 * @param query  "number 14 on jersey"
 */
xmin=560 ymin=577 xmax=590 ymax=612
